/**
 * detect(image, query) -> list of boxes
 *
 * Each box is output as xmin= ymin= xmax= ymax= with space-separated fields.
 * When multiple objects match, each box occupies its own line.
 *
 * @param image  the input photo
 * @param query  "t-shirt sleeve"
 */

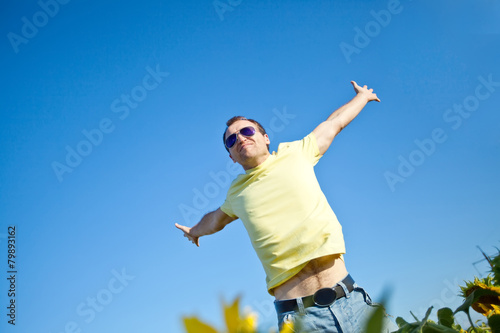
xmin=302 ymin=132 xmax=322 ymax=165
xmin=276 ymin=132 xmax=322 ymax=165
xmin=220 ymin=199 xmax=237 ymax=218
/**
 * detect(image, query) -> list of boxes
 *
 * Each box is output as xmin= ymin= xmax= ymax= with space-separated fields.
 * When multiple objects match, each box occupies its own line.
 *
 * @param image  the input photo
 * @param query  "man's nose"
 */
xmin=235 ymin=132 xmax=247 ymax=143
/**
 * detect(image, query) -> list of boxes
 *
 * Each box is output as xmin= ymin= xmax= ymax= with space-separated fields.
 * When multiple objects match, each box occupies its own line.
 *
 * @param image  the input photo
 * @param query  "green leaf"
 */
xmin=491 ymin=250 xmax=500 ymax=286
xmin=396 ymin=317 xmax=410 ymax=328
xmin=489 ymin=314 xmax=500 ymax=333
xmin=421 ymin=307 xmax=434 ymax=323
xmin=365 ymin=304 xmax=386 ymax=333
xmin=421 ymin=322 xmax=460 ymax=333
xmin=364 ymin=289 xmax=394 ymax=333
xmin=394 ymin=323 xmax=422 ymax=333
xmin=392 ymin=308 xmax=435 ymax=333
xmin=414 ymin=307 xmax=435 ymax=333
xmin=437 ymin=308 xmax=454 ymax=328
xmin=410 ymin=311 xmax=421 ymax=323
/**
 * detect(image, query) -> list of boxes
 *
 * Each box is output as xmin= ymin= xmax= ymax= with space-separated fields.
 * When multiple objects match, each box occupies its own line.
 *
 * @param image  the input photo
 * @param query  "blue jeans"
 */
xmin=275 ymin=284 xmax=398 ymax=333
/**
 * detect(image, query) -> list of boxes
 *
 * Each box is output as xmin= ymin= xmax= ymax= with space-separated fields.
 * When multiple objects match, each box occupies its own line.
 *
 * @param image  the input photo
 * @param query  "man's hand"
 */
xmin=351 ymin=80 xmax=380 ymax=102
xmin=313 ymin=81 xmax=380 ymax=155
xmin=175 ymin=209 xmax=236 ymax=248
xmin=175 ymin=223 xmax=200 ymax=247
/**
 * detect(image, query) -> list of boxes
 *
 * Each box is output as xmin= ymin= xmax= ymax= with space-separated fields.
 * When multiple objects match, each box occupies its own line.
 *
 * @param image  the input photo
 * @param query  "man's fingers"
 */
xmin=176 ymin=224 xmax=200 ymax=246
xmin=186 ymin=235 xmax=200 ymax=247
xmin=350 ymin=81 xmax=380 ymax=102
xmin=175 ymin=223 xmax=188 ymax=233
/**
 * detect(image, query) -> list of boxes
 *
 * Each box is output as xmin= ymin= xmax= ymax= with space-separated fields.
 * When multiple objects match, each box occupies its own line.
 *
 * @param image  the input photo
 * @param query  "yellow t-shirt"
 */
xmin=220 ymin=132 xmax=345 ymax=295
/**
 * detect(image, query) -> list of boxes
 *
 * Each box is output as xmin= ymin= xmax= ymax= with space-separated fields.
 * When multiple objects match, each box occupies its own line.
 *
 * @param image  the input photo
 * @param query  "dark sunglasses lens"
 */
xmin=226 ymin=134 xmax=237 ymax=148
xmin=240 ymin=126 xmax=256 ymax=136
xmin=225 ymin=126 xmax=256 ymax=148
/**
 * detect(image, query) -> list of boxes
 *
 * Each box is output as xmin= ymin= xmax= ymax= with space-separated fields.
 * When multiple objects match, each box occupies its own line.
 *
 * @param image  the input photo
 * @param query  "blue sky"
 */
xmin=1 ymin=0 xmax=499 ymax=332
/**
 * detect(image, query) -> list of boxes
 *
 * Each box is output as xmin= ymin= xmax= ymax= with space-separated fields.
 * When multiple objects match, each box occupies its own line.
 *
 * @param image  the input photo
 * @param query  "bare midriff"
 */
xmin=272 ymin=254 xmax=348 ymax=300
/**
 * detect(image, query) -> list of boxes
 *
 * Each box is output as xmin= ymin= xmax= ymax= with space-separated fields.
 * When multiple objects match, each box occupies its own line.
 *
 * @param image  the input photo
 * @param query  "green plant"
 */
xmin=365 ymin=248 xmax=500 ymax=333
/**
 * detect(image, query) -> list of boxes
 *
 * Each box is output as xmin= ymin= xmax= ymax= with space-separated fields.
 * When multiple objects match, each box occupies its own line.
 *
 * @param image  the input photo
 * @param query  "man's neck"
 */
xmin=242 ymin=152 xmax=271 ymax=171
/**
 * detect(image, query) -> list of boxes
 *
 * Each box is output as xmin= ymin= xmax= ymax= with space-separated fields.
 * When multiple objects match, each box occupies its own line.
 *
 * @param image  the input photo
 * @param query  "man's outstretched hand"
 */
xmin=175 ymin=223 xmax=200 ymax=247
xmin=351 ymin=81 xmax=381 ymax=103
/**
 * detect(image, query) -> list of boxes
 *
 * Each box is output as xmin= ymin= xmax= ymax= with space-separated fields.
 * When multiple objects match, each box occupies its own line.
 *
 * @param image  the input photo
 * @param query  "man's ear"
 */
xmin=229 ymin=153 xmax=236 ymax=163
xmin=264 ymin=134 xmax=270 ymax=145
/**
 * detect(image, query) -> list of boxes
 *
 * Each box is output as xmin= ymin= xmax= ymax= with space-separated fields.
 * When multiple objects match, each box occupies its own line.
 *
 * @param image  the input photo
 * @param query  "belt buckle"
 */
xmin=313 ymin=288 xmax=337 ymax=307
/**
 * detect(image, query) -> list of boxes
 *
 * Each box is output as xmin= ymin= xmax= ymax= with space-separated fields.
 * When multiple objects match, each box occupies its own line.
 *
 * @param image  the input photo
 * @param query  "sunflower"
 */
xmin=182 ymin=296 xmax=293 ymax=333
xmin=459 ymin=276 xmax=500 ymax=317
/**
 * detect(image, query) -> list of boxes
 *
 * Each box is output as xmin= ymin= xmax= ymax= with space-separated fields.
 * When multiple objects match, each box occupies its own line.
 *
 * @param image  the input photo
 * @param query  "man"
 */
xmin=175 ymin=81 xmax=397 ymax=332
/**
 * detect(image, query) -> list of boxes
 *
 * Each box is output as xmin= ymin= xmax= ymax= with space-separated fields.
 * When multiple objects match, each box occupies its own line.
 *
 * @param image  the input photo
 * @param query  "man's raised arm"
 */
xmin=313 ymin=81 xmax=380 ymax=155
xmin=175 ymin=208 xmax=237 ymax=247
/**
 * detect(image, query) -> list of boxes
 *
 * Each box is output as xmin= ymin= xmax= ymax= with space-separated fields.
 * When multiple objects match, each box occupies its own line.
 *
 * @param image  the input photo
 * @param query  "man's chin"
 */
xmin=236 ymin=150 xmax=256 ymax=163
xmin=238 ymin=145 xmax=254 ymax=155
xmin=239 ymin=144 xmax=253 ymax=152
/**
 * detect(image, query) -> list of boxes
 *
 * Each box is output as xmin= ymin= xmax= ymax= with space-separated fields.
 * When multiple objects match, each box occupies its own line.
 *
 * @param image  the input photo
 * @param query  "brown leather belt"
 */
xmin=274 ymin=274 xmax=355 ymax=314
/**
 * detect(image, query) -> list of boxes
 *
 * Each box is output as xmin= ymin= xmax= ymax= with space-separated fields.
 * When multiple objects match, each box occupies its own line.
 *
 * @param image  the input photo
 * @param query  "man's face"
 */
xmin=225 ymin=120 xmax=270 ymax=166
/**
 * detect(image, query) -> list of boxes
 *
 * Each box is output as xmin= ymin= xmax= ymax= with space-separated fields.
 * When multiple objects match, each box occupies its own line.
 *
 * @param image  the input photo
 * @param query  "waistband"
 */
xmin=274 ymin=274 xmax=355 ymax=314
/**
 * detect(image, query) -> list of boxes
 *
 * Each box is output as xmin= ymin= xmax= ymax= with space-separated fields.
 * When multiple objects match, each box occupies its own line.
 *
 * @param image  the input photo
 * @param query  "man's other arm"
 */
xmin=175 ymin=208 xmax=237 ymax=247
xmin=313 ymin=81 xmax=380 ymax=156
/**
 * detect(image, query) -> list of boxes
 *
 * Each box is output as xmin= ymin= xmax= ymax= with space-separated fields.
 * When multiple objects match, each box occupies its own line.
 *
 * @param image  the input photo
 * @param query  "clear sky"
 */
xmin=1 ymin=0 xmax=499 ymax=332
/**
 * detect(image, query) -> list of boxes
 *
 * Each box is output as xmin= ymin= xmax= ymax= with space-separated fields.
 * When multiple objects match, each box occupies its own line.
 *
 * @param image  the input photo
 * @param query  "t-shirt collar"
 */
xmin=245 ymin=152 xmax=276 ymax=174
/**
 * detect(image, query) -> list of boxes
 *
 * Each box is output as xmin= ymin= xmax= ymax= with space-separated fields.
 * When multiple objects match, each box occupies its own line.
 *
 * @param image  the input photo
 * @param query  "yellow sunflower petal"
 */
xmin=182 ymin=316 xmax=219 ymax=333
xmin=239 ymin=311 xmax=258 ymax=333
xmin=223 ymin=297 xmax=242 ymax=333
xmin=280 ymin=321 xmax=294 ymax=333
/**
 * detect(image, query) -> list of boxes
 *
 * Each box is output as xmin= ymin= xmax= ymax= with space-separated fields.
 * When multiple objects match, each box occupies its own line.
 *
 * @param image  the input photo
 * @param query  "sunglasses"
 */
xmin=225 ymin=126 xmax=256 ymax=149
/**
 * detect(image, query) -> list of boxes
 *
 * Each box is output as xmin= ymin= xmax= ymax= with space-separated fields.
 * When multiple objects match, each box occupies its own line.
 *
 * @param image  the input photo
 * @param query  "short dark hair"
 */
xmin=223 ymin=116 xmax=269 ymax=152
